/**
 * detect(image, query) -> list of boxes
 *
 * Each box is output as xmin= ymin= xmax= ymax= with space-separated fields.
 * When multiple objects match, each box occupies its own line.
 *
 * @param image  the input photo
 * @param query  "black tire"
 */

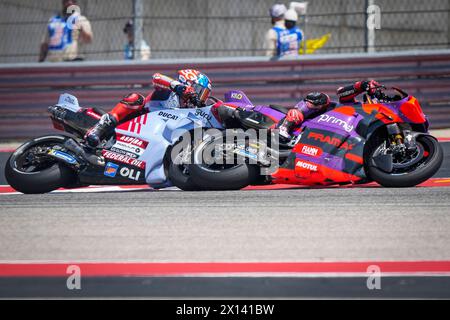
xmin=5 ymin=136 xmax=77 ymax=194
xmin=188 ymin=131 xmax=260 ymax=190
xmin=166 ymin=136 xmax=203 ymax=191
xmin=189 ymin=162 xmax=259 ymax=190
xmin=168 ymin=162 xmax=203 ymax=191
xmin=367 ymin=135 xmax=443 ymax=187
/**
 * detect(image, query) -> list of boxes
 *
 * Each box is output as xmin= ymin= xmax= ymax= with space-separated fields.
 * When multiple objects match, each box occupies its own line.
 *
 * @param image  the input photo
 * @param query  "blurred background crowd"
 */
xmin=0 ymin=0 xmax=449 ymax=63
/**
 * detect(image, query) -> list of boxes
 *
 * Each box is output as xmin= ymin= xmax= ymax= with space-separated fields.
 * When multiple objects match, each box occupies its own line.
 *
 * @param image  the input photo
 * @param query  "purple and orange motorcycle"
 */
xmin=187 ymin=86 xmax=443 ymax=189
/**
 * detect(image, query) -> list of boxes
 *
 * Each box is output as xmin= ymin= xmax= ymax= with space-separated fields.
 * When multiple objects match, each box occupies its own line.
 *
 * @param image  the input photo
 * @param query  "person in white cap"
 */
xmin=282 ymin=9 xmax=303 ymax=56
xmin=264 ymin=4 xmax=287 ymax=57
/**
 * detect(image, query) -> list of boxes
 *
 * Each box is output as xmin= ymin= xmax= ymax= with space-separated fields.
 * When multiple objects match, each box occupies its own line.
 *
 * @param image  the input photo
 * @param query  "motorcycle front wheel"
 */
xmin=188 ymin=131 xmax=260 ymax=190
xmin=166 ymin=134 xmax=204 ymax=191
xmin=367 ymin=134 xmax=443 ymax=187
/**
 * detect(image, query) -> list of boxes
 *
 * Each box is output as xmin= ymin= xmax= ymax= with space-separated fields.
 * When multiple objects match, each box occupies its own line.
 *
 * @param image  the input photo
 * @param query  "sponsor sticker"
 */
xmin=234 ymin=149 xmax=258 ymax=160
xmin=317 ymin=114 xmax=354 ymax=132
xmin=112 ymin=134 xmax=148 ymax=157
xmin=231 ymin=92 xmax=243 ymax=100
xmin=48 ymin=150 xmax=78 ymax=165
xmin=119 ymin=167 xmax=141 ymax=181
xmin=296 ymin=143 xmax=322 ymax=157
xmin=114 ymin=142 xmax=143 ymax=156
xmin=102 ymin=150 xmax=146 ymax=170
xmin=110 ymin=147 xmax=138 ymax=159
xmin=158 ymin=111 xmax=179 ymax=121
xmin=112 ymin=142 xmax=144 ymax=156
xmin=195 ymin=109 xmax=212 ymax=121
xmin=117 ymin=134 xmax=148 ymax=148
xmin=104 ymin=162 xmax=119 ymax=178
xmin=307 ymin=132 xmax=355 ymax=151
xmin=295 ymin=160 xmax=318 ymax=172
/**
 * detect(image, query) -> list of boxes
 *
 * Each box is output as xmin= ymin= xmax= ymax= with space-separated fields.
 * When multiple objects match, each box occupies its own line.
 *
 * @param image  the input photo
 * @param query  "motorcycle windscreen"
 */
xmin=223 ymin=90 xmax=254 ymax=106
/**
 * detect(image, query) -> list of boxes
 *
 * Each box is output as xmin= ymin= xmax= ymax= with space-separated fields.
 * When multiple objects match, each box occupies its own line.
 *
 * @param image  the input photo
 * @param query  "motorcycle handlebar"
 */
xmin=372 ymin=85 xmax=409 ymax=102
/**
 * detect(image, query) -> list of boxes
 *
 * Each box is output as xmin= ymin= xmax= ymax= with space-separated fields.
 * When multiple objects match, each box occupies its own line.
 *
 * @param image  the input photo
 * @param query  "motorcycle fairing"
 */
xmin=224 ymin=90 xmax=254 ymax=107
xmin=57 ymin=93 xmax=82 ymax=113
xmin=272 ymin=127 xmax=366 ymax=185
xmin=271 ymin=98 xmax=426 ymax=186
xmin=114 ymin=104 xmax=223 ymax=188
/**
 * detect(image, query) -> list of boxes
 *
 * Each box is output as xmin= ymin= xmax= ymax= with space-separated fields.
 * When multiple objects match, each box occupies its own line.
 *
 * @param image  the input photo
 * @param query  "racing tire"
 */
xmin=189 ymin=163 xmax=259 ymax=190
xmin=166 ymin=136 xmax=204 ymax=191
xmin=168 ymin=162 xmax=204 ymax=191
xmin=5 ymin=136 xmax=77 ymax=194
xmin=367 ymin=135 xmax=443 ymax=188
xmin=188 ymin=130 xmax=260 ymax=190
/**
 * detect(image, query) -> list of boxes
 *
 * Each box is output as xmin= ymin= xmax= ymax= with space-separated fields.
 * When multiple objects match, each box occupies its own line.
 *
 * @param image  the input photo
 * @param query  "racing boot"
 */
xmin=85 ymin=93 xmax=145 ymax=147
xmin=85 ymin=113 xmax=117 ymax=147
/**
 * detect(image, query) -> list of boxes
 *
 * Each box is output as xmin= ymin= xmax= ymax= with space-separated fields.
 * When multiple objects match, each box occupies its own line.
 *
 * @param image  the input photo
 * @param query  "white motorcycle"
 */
xmin=5 ymin=93 xmax=226 ymax=193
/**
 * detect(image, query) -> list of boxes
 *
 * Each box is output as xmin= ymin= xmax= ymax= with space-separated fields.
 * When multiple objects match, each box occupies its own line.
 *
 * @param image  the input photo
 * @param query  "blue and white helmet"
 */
xmin=177 ymin=69 xmax=212 ymax=104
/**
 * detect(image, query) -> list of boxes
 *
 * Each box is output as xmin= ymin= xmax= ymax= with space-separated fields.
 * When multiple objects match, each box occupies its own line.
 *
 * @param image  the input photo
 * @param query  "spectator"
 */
xmin=123 ymin=20 xmax=151 ymax=60
xmin=282 ymin=9 xmax=303 ymax=56
xmin=39 ymin=0 xmax=93 ymax=62
xmin=264 ymin=4 xmax=287 ymax=57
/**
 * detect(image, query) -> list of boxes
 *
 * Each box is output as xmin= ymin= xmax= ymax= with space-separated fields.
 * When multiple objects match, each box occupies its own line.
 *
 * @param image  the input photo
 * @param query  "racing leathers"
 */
xmin=278 ymin=92 xmax=334 ymax=140
xmin=337 ymin=79 xmax=380 ymax=104
xmin=277 ymin=80 xmax=381 ymax=140
xmin=85 ymin=72 xmax=202 ymax=147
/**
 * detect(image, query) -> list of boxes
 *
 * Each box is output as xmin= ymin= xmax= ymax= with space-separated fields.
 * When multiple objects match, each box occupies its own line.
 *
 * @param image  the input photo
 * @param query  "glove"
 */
xmin=360 ymin=80 xmax=380 ymax=96
xmin=285 ymin=108 xmax=304 ymax=124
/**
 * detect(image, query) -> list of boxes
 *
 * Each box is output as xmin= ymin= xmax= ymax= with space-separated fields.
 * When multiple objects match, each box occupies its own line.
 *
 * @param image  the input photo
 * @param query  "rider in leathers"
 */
xmin=212 ymin=79 xmax=380 ymax=141
xmin=86 ymin=74 xmax=379 ymax=146
xmin=276 ymin=79 xmax=381 ymax=140
xmin=85 ymin=69 xmax=212 ymax=147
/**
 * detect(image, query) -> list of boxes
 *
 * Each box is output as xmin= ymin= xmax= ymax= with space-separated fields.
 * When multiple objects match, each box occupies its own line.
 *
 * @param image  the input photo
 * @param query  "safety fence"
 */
xmin=0 ymin=0 xmax=449 ymax=62
xmin=1 ymin=50 xmax=450 ymax=140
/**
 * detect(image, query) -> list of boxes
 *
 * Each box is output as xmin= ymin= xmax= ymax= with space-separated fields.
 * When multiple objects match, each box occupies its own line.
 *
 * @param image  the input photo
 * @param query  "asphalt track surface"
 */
xmin=0 ymin=143 xmax=449 ymax=298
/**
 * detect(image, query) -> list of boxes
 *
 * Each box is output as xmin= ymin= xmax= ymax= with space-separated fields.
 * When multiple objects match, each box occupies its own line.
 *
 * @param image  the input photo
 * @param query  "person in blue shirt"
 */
xmin=265 ymin=6 xmax=303 ymax=58
xmin=277 ymin=9 xmax=303 ymax=57
xmin=264 ymin=4 xmax=287 ymax=57
xmin=39 ymin=0 xmax=93 ymax=62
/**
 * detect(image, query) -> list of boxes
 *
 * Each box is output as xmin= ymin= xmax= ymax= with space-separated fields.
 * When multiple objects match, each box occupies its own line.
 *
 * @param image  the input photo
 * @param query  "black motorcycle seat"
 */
xmin=235 ymin=109 xmax=276 ymax=130
xmin=269 ymin=104 xmax=294 ymax=114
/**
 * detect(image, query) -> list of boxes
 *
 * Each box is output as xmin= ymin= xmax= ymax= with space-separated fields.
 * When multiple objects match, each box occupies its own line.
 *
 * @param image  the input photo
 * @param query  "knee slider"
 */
xmin=120 ymin=93 xmax=145 ymax=108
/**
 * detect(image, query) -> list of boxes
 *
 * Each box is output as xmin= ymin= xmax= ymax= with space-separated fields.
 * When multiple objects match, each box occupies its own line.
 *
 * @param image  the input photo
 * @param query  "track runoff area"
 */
xmin=0 ymin=140 xmax=449 ymax=298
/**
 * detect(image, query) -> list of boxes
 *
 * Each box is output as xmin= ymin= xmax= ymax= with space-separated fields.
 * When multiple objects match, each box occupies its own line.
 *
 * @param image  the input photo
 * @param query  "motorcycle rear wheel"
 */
xmin=5 ymin=136 xmax=77 ymax=194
